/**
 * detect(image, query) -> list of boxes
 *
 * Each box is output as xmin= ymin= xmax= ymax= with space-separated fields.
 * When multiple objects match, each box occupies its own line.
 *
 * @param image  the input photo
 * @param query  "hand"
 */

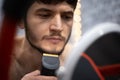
xmin=21 ymin=70 xmax=58 ymax=80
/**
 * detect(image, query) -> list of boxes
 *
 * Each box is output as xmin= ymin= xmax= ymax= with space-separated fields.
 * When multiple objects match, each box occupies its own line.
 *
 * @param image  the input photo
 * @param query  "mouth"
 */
xmin=44 ymin=36 xmax=64 ymax=44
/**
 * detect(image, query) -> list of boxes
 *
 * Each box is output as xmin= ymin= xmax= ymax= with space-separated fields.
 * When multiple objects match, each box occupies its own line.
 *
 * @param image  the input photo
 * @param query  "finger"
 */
xmin=36 ymin=76 xmax=58 ymax=80
xmin=25 ymin=70 xmax=40 ymax=76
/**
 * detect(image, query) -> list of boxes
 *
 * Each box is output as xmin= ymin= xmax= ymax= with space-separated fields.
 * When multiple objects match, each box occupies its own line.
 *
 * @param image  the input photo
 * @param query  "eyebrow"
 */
xmin=35 ymin=8 xmax=53 ymax=13
xmin=62 ymin=11 xmax=73 ymax=15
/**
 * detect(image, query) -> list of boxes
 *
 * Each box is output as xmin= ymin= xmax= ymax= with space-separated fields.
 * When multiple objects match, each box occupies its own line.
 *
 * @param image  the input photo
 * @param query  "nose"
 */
xmin=49 ymin=14 xmax=63 ymax=32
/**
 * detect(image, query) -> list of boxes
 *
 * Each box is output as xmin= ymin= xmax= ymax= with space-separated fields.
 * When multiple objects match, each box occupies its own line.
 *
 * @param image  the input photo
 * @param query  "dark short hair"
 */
xmin=3 ymin=0 xmax=77 ymax=21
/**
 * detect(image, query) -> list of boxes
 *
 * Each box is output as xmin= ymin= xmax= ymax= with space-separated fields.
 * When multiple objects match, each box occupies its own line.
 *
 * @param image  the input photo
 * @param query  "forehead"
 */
xmin=28 ymin=2 xmax=74 ymax=12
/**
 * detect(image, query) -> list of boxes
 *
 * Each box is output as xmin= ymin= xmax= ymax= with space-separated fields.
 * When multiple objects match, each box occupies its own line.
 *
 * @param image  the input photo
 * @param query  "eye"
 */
xmin=62 ymin=15 xmax=73 ymax=21
xmin=62 ymin=13 xmax=73 ymax=21
xmin=37 ymin=13 xmax=51 ymax=19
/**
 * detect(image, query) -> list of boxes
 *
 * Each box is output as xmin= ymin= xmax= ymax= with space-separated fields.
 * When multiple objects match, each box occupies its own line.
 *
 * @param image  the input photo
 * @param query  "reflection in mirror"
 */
xmin=1 ymin=0 xmax=81 ymax=80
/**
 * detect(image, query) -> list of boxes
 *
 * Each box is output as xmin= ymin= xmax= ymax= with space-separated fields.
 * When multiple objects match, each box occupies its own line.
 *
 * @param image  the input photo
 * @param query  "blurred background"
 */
xmin=0 ymin=0 xmax=3 ymax=27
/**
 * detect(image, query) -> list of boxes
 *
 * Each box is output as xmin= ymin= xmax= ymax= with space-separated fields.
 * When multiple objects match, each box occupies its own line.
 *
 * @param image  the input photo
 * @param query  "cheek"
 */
xmin=64 ymin=26 xmax=72 ymax=38
xmin=26 ymin=23 xmax=48 ymax=42
xmin=26 ymin=13 xmax=50 ymax=42
xmin=65 ymin=21 xmax=73 ymax=36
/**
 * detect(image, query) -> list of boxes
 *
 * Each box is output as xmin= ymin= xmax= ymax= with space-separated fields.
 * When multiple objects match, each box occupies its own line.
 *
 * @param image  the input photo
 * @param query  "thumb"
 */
xmin=26 ymin=70 xmax=40 ymax=76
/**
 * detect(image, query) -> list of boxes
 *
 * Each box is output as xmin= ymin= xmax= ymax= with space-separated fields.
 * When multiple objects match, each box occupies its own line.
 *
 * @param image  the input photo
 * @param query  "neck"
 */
xmin=24 ymin=38 xmax=42 ymax=56
xmin=18 ymin=37 xmax=43 ymax=71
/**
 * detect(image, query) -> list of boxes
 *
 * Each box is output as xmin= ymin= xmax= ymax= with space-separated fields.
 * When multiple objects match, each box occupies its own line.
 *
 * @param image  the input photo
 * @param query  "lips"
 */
xmin=45 ymin=36 xmax=64 ymax=44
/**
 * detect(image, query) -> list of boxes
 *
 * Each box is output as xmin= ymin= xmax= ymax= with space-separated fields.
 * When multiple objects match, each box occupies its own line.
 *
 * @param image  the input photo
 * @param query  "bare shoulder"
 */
xmin=9 ymin=36 xmax=25 ymax=80
xmin=14 ymin=36 xmax=25 ymax=46
xmin=13 ymin=36 xmax=25 ymax=58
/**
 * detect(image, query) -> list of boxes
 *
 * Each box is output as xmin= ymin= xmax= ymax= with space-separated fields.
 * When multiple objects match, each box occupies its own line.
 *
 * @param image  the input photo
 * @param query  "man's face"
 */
xmin=25 ymin=2 xmax=74 ymax=54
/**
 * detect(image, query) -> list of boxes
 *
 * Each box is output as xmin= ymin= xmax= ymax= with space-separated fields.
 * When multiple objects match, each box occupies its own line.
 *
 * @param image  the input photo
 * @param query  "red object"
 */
xmin=0 ymin=16 xmax=17 ymax=80
xmin=82 ymin=53 xmax=105 ymax=80
xmin=99 ymin=64 xmax=120 ymax=76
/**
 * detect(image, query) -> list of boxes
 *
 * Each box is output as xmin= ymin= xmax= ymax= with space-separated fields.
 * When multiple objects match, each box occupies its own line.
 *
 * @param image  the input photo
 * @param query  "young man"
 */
xmin=9 ymin=0 xmax=78 ymax=80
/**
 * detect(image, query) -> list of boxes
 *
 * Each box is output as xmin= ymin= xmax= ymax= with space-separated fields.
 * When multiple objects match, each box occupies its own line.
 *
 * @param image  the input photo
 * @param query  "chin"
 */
xmin=42 ymin=47 xmax=64 ymax=55
xmin=44 ymin=49 xmax=62 ymax=54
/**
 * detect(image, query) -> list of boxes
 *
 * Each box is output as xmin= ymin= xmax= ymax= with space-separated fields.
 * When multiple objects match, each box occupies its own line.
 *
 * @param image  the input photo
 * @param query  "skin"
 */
xmin=9 ymin=1 xmax=74 ymax=80
xmin=25 ymin=2 xmax=73 ymax=54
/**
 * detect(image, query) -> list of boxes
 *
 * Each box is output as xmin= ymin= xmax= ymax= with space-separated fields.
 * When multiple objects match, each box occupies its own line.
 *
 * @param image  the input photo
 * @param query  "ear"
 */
xmin=17 ymin=20 xmax=25 ymax=29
